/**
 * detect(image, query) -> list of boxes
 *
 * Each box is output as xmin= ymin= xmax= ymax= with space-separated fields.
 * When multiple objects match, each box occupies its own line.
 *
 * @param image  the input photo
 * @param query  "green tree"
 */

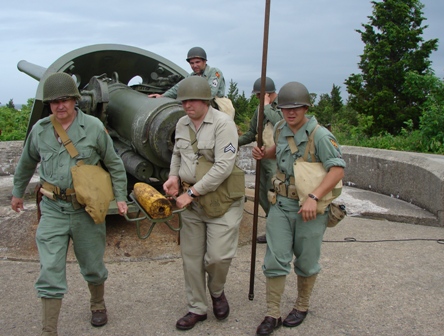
xmin=310 ymin=84 xmax=344 ymax=127
xmin=6 ymin=99 xmax=15 ymax=109
xmin=345 ymin=0 xmax=438 ymax=135
xmin=404 ymin=71 xmax=444 ymax=152
xmin=0 ymin=99 xmax=33 ymax=141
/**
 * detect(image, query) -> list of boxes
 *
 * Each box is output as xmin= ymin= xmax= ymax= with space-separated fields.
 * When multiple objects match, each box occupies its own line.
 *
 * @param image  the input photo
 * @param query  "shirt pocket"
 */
xmin=175 ymin=138 xmax=194 ymax=155
xmin=197 ymin=140 xmax=214 ymax=159
xmin=75 ymin=148 xmax=97 ymax=165
xmin=40 ymin=151 xmax=55 ymax=177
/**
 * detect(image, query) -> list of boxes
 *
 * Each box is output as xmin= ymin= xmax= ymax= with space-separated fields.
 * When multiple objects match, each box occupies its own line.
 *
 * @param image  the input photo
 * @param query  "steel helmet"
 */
xmin=176 ymin=76 xmax=212 ymax=101
xmin=43 ymin=72 xmax=81 ymax=103
xmin=186 ymin=47 xmax=207 ymax=62
xmin=277 ymin=81 xmax=311 ymax=108
xmin=252 ymin=77 xmax=276 ymax=94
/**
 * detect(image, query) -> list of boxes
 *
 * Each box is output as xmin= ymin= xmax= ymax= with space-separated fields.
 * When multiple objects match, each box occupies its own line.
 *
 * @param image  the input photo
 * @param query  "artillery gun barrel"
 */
xmin=17 ymin=60 xmax=47 ymax=81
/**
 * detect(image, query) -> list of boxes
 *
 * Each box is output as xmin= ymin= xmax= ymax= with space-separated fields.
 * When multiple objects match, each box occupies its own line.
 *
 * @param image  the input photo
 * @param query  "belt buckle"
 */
xmin=59 ymin=189 xmax=68 ymax=201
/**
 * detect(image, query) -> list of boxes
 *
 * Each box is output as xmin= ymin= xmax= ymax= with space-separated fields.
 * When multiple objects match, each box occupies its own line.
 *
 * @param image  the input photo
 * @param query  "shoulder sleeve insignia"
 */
xmin=224 ymin=143 xmax=236 ymax=153
xmin=330 ymin=139 xmax=339 ymax=148
xmin=215 ymin=72 xmax=220 ymax=78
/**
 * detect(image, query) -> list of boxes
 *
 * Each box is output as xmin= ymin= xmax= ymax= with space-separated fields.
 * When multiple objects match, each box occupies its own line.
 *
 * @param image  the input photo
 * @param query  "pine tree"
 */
xmin=345 ymin=0 xmax=438 ymax=135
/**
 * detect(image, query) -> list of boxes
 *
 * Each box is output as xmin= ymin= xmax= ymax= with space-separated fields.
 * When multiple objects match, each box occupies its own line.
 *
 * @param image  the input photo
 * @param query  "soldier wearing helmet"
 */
xmin=11 ymin=72 xmax=128 ymax=334
xmin=238 ymin=77 xmax=283 ymax=244
xmin=149 ymin=46 xmax=226 ymax=100
xmin=163 ymin=76 xmax=243 ymax=331
xmin=252 ymin=81 xmax=346 ymax=335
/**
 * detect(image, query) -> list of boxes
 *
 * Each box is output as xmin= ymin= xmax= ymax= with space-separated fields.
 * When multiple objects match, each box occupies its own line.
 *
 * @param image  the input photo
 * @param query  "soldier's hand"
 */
xmin=11 ymin=196 xmax=25 ymax=213
xmin=163 ymin=176 xmax=180 ymax=197
xmin=117 ymin=201 xmax=128 ymax=216
xmin=148 ymin=93 xmax=163 ymax=98
xmin=252 ymin=146 xmax=265 ymax=160
xmin=298 ymin=197 xmax=318 ymax=222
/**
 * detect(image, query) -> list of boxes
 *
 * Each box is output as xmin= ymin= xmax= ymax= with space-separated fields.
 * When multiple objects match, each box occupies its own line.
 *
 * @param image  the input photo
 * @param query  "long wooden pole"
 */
xmin=249 ymin=0 xmax=271 ymax=301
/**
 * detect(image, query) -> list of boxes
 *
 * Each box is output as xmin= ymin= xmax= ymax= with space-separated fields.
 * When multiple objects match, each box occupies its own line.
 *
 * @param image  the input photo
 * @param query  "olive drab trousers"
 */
xmin=263 ymin=195 xmax=328 ymax=278
xmin=179 ymin=199 xmax=243 ymax=315
xmin=35 ymin=197 xmax=108 ymax=298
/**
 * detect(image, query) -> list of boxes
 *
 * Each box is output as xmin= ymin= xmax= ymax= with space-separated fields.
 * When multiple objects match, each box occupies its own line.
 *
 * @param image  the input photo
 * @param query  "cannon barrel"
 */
xmin=17 ymin=60 xmax=47 ymax=81
xmin=18 ymin=44 xmax=188 ymax=185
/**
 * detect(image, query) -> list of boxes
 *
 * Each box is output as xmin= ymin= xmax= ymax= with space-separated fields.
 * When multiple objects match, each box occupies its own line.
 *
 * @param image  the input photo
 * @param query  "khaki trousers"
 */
xmin=179 ymin=199 xmax=243 ymax=315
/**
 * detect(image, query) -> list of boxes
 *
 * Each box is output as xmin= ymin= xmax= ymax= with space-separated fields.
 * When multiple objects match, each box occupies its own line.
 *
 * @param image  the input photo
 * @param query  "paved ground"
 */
xmin=1 ymin=175 xmax=444 ymax=335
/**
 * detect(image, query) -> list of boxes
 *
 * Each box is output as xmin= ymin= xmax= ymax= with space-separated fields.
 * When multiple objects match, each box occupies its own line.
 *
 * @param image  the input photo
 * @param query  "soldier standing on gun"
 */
xmin=11 ymin=73 xmax=128 ymax=335
xmin=252 ymin=81 xmax=345 ymax=336
xmin=238 ymin=77 xmax=283 ymax=244
xmin=163 ymin=76 xmax=243 ymax=331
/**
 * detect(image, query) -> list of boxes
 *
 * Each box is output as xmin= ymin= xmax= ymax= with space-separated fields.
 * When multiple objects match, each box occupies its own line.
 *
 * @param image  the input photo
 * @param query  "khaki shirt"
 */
xmin=12 ymin=109 xmax=128 ymax=202
xmin=169 ymin=106 xmax=238 ymax=196
xmin=163 ymin=65 xmax=226 ymax=99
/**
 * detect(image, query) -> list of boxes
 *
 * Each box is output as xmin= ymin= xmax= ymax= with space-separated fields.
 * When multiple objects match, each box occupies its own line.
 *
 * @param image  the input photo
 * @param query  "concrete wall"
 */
xmin=341 ymin=146 xmax=444 ymax=226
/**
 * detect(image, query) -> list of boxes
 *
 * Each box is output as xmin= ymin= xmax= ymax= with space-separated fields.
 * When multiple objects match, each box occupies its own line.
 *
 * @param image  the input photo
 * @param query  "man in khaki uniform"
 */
xmin=163 ymin=76 xmax=243 ymax=331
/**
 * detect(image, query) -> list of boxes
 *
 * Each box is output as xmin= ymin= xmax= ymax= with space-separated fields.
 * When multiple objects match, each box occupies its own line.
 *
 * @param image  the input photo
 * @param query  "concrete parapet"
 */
xmin=342 ymin=146 xmax=444 ymax=226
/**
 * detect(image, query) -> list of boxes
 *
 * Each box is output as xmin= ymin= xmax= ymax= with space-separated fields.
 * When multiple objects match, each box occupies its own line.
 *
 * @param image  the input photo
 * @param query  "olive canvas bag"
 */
xmin=51 ymin=115 xmax=114 ymax=224
xmin=189 ymin=127 xmax=244 ymax=218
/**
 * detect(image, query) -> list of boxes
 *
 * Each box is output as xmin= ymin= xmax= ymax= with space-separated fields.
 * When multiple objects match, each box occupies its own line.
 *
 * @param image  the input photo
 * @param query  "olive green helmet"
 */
xmin=277 ymin=81 xmax=311 ymax=108
xmin=186 ymin=47 xmax=207 ymax=62
xmin=43 ymin=72 xmax=81 ymax=103
xmin=176 ymin=76 xmax=211 ymax=101
xmin=252 ymin=77 xmax=276 ymax=94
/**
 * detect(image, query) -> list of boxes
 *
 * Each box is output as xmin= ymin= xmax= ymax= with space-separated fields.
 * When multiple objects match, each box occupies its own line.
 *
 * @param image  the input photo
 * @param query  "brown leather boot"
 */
xmin=41 ymin=298 xmax=62 ymax=335
xmin=211 ymin=291 xmax=230 ymax=320
xmin=88 ymin=283 xmax=107 ymax=327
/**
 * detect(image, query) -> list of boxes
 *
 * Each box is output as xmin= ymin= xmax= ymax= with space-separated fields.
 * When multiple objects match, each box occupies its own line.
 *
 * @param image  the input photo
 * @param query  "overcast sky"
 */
xmin=1 ymin=0 xmax=443 ymax=105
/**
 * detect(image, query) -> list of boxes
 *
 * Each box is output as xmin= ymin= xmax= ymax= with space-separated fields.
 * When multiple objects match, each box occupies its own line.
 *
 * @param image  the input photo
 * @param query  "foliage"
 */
xmin=345 ymin=0 xmax=438 ymax=135
xmin=0 ymin=99 xmax=33 ymax=141
xmin=404 ymin=71 xmax=444 ymax=152
xmin=227 ymin=80 xmax=258 ymax=133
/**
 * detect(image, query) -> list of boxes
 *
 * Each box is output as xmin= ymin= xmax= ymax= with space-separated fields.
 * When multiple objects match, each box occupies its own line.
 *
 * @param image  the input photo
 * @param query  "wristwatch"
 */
xmin=187 ymin=188 xmax=197 ymax=198
xmin=308 ymin=193 xmax=319 ymax=201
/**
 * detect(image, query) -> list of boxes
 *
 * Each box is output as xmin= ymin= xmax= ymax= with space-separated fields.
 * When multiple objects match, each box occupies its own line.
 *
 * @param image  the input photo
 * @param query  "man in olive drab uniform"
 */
xmin=163 ymin=76 xmax=243 ymax=331
xmin=149 ymin=46 xmax=225 ymax=99
xmin=252 ymin=82 xmax=345 ymax=336
xmin=238 ymin=77 xmax=283 ymax=244
xmin=11 ymin=72 xmax=128 ymax=335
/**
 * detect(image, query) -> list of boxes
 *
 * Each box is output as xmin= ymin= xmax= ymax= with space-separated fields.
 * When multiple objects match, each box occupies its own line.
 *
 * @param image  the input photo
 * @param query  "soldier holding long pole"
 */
xmin=249 ymin=0 xmax=272 ymax=301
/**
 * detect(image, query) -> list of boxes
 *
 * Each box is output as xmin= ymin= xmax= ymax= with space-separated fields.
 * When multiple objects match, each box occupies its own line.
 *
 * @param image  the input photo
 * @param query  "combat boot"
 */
xmin=256 ymin=275 xmax=286 ymax=335
xmin=41 ymin=298 xmax=62 ymax=336
xmin=283 ymin=274 xmax=317 ymax=327
xmin=88 ymin=282 xmax=107 ymax=327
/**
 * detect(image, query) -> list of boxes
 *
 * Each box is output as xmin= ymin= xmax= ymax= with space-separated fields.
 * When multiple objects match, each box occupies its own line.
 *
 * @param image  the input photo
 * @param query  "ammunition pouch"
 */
xmin=267 ymin=189 xmax=277 ymax=205
xmin=271 ymin=173 xmax=298 ymax=200
xmin=327 ymin=203 xmax=347 ymax=228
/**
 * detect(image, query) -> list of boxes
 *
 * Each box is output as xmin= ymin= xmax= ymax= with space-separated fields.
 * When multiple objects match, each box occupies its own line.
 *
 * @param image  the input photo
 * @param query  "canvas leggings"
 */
xmin=35 ymin=197 xmax=108 ymax=299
